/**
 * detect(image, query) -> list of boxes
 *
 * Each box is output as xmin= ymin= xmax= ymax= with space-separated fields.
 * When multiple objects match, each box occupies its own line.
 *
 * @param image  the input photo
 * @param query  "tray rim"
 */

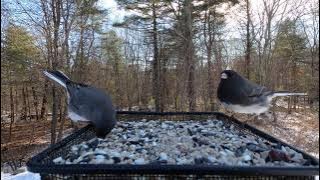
xmin=26 ymin=111 xmax=320 ymax=176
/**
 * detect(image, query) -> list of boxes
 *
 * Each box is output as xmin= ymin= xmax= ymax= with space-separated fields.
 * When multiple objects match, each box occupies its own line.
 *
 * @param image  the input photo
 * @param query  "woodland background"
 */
xmin=1 ymin=0 xmax=319 ymax=173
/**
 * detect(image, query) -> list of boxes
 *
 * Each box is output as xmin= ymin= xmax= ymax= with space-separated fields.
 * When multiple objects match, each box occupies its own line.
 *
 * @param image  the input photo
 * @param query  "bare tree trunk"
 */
xmin=245 ymin=0 xmax=251 ymax=79
xmin=25 ymin=86 xmax=32 ymax=121
xmin=74 ymin=26 xmax=85 ymax=81
xmin=27 ymin=87 xmax=37 ymax=145
xmin=126 ymin=68 xmax=132 ymax=110
xmin=9 ymin=86 xmax=14 ymax=142
xmin=50 ymin=0 xmax=62 ymax=145
xmin=51 ymin=87 xmax=58 ymax=144
xmin=22 ymin=85 xmax=27 ymax=121
xmin=57 ymin=104 xmax=67 ymax=141
xmin=203 ymin=8 xmax=215 ymax=111
xmin=40 ymin=81 xmax=48 ymax=121
xmin=207 ymin=61 xmax=215 ymax=111
xmin=61 ymin=0 xmax=74 ymax=74
xmin=141 ymin=65 xmax=149 ymax=107
xmin=31 ymin=86 xmax=39 ymax=121
xmin=73 ymin=9 xmax=88 ymax=82
xmin=184 ymin=0 xmax=196 ymax=111
xmin=14 ymin=85 xmax=18 ymax=121
xmin=159 ymin=50 xmax=168 ymax=112
xmin=175 ymin=69 xmax=182 ymax=111
xmin=113 ymin=52 xmax=122 ymax=108
xmin=151 ymin=2 xmax=160 ymax=112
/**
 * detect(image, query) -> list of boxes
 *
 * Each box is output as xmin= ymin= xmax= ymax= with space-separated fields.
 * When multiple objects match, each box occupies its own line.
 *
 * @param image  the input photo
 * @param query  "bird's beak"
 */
xmin=221 ymin=73 xmax=228 ymax=79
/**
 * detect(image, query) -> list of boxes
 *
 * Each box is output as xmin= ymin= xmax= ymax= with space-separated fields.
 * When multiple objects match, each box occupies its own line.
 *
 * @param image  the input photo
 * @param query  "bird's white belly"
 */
xmin=68 ymin=110 xmax=90 ymax=122
xmin=222 ymin=103 xmax=269 ymax=115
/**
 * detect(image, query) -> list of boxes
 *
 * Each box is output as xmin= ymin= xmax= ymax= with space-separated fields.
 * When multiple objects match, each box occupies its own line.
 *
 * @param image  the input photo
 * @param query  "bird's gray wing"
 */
xmin=67 ymin=84 xmax=104 ymax=121
xmin=67 ymin=83 xmax=115 ymax=127
xmin=236 ymin=83 xmax=270 ymax=106
xmin=241 ymin=80 xmax=272 ymax=98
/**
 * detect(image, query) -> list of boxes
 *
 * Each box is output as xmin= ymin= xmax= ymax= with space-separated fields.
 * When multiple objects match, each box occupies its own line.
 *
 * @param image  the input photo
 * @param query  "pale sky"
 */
xmin=97 ymin=0 xmax=242 ymax=39
xmin=97 ymin=0 xmax=127 ymax=23
xmin=98 ymin=0 xmax=317 ymax=42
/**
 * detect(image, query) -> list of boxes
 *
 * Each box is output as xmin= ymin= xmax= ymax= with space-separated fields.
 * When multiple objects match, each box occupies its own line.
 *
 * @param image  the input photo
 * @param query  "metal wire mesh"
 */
xmin=27 ymin=112 xmax=319 ymax=179
xmin=40 ymin=174 xmax=316 ymax=180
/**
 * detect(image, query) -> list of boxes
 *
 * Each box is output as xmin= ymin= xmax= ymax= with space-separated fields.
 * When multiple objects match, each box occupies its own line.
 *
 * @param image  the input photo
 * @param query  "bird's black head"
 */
xmin=95 ymin=126 xmax=114 ymax=139
xmin=217 ymin=70 xmax=245 ymax=103
xmin=220 ymin=70 xmax=239 ymax=81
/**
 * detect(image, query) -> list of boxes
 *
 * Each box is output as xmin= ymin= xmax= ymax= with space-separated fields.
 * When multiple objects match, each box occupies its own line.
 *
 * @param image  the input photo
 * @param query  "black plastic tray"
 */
xmin=27 ymin=111 xmax=319 ymax=178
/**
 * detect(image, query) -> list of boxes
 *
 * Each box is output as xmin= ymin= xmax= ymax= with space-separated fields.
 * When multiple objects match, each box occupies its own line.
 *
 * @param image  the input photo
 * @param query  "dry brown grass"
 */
xmin=1 ymin=119 xmax=74 ymax=172
xmin=236 ymin=107 xmax=319 ymax=159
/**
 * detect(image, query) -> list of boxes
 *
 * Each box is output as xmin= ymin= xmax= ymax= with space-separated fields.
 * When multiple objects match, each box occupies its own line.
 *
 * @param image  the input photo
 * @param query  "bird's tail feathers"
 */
xmin=272 ymin=91 xmax=307 ymax=98
xmin=43 ymin=70 xmax=70 ymax=89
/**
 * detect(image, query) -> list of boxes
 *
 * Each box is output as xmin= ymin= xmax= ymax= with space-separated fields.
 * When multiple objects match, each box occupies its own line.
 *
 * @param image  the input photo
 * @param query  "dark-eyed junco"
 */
xmin=217 ymin=70 xmax=306 ymax=119
xmin=43 ymin=70 xmax=116 ymax=138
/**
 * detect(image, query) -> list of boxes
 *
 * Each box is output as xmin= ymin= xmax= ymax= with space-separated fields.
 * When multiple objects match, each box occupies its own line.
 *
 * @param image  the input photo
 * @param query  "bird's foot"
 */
xmin=253 ymin=115 xmax=262 ymax=124
xmin=244 ymin=115 xmax=258 ymax=125
xmin=263 ymin=111 xmax=277 ymax=123
xmin=72 ymin=123 xmax=79 ymax=132
xmin=242 ymin=115 xmax=250 ymax=124
xmin=252 ymin=115 xmax=258 ymax=123
xmin=230 ymin=113 xmax=235 ymax=118
xmin=224 ymin=109 xmax=234 ymax=118
xmin=272 ymin=111 xmax=277 ymax=123
xmin=241 ymin=115 xmax=252 ymax=128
